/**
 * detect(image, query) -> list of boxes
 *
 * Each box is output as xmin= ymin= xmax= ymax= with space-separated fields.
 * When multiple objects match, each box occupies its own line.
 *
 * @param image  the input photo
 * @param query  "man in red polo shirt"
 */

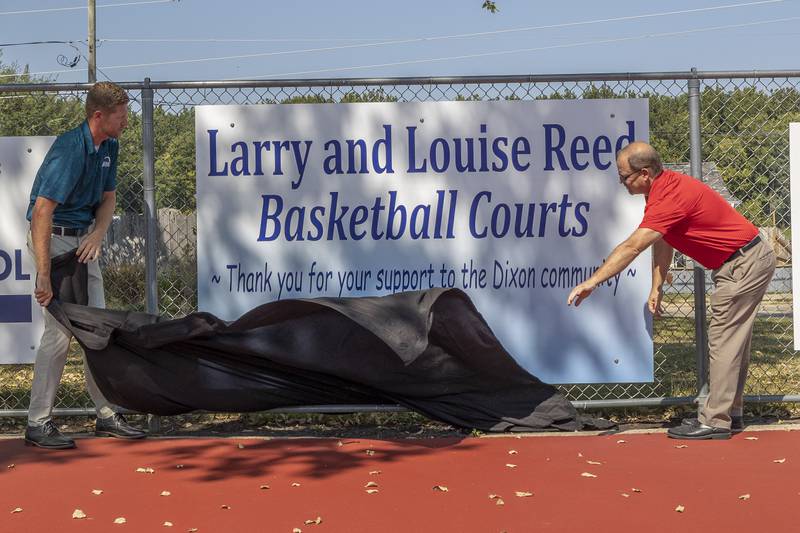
xmin=567 ymin=141 xmax=775 ymax=440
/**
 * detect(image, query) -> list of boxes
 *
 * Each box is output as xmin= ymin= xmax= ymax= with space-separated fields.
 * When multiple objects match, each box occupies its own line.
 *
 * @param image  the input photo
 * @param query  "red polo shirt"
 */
xmin=638 ymin=169 xmax=758 ymax=269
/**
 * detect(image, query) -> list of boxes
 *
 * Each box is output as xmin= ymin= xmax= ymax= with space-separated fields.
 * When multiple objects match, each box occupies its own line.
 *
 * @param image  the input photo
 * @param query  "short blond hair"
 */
xmin=86 ymin=82 xmax=129 ymax=118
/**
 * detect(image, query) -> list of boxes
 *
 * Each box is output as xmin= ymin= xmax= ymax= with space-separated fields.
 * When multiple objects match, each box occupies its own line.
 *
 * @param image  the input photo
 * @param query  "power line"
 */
xmin=0 ymin=66 xmax=84 ymax=80
xmin=69 ymin=0 xmax=800 ymax=69
xmin=0 ymin=0 xmax=174 ymax=17
xmin=0 ymin=40 xmax=85 ymax=48
xmin=233 ymin=16 xmax=800 ymax=80
xmin=2 ymin=12 xmax=799 ymax=80
xmin=94 ymin=0 xmax=787 ymax=46
xmin=101 ymin=37 xmax=384 ymax=43
xmin=0 ymin=0 xmax=788 ymax=70
xmin=57 ymin=2 xmax=799 ymax=72
xmin=415 ymin=0 xmax=788 ymax=42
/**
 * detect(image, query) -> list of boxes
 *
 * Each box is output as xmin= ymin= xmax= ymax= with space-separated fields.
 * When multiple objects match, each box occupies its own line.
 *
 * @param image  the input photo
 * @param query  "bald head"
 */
xmin=617 ymin=141 xmax=663 ymax=175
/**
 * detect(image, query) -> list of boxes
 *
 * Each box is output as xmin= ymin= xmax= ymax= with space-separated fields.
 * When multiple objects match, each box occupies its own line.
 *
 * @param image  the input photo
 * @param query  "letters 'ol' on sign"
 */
xmin=0 ymin=137 xmax=53 ymax=364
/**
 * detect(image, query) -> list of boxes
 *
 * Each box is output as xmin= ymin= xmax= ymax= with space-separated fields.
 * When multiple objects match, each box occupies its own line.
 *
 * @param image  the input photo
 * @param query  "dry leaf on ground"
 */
xmin=221 ymin=505 xmax=230 ymax=510
xmin=161 ymin=491 xmax=171 ymax=496
xmin=113 ymin=517 xmax=126 ymax=524
xmin=291 ymin=482 xmax=301 ymax=487
xmin=586 ymin=461 xmax=602 ymax=465
xmin=675 ymin=505 xmax=685 ymax=513
xmin=616 ymin=440 xmax=626 ymax=444
xmin=515 ymin=491 xmax=533 ymax=497
xmin=675 ymin=445 xmax=688 ymax=449
xmin=176 ymin=464 xmax=185 ymax=469
xmin=72 ymin=509 xmax=87 ymax=519
xmin=6 ymin=464 xmax=14 ymax=469
xmin=745 ymin=436 xmax=758 ymax=441
xmin=505 ymin=464 xmax=517 ymax=468
xmin=365 ymin=450 xmax=375 ymax=456
xmin=433 ymin=485 xmax=449 ymax=492
xmin=91 ymin=489 xmax=103 ymax=495
xmin=581 ymin=472 xmax=597 ymax=478
xmin=365 ymin=489 xmax=379 ymax=494
xmin=364 ymin=482 xmax=378 ymax=488
xmin=237 ymin=443 xmax=245 ymax=449
xmin=259 ymin=484 xmax=270 ymax=490
xmin=162 ymin=522 xmax=173 ymax=527
xmin=631 ymin=488 xmax=642 ymax=493
xmin=739 ymin=494 xmax=751 ymax=500
xmin=508 ymin=450 xmax=518 ymax=455
xmin=369 ymin=470 xmax=381 ymax=475
xmin=496 ymin=498 xmax=505 ymax=505
xmin=304 ymin=517 xmax=322 ymax=525
xmin=293 ymin=529 xmax=302 ymax=533
xmin=136 ymin=467 xmax=155 ymax=474
xmin=11 ymin=508 xmax=22 ymax=513
xmin=621 ymin=493 xmax=630 ymax=498
xmin=774 ymin=458 xmax=787 ymax=464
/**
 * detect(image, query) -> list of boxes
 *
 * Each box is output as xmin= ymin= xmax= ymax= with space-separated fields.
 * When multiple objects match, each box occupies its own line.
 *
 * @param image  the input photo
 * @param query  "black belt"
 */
xmin=723 ymin=235 xmax=761 ymax=265
xmin=52 ymin=225 xmax=87 ymax=237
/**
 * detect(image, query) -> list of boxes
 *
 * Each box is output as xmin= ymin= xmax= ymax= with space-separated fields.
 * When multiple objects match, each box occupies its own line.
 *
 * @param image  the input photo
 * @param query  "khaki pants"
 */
xmin=699 ymin=237 xmax=776 ymax=429
xmin=26 ymin=231 xmax=116 ymax=427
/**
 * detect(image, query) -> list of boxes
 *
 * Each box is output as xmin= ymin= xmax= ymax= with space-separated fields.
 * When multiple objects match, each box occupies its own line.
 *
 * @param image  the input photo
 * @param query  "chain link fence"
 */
xmin=0 ymin=70 xmax=798 ymax=417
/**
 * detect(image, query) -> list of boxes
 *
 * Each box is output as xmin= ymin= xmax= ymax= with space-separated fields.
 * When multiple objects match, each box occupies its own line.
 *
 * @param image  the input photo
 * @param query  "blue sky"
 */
xmin=1 ymin=0 xmax=799 ymax=83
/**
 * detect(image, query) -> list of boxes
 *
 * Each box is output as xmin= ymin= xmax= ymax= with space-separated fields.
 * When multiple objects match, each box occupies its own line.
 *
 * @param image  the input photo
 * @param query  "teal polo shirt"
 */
xmin=26 ymin=121 xmax=118 ymax=229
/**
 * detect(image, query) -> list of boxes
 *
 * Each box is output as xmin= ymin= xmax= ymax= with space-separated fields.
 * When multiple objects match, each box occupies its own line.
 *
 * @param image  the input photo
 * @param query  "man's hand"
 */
xmin=567 ymin=282 xmax=595 ymax=307
xmin=76 ymin=231 xmax=104 ymax=263
xmin=34 ymin=274 xmax=53 ymax=307
xmin=648 ymin=286 xmax=665 ymax=317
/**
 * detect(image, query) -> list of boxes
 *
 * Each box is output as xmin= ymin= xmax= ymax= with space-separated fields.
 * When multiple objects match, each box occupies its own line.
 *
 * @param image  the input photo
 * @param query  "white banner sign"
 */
xmin=791 ymin=123 xmax=800 ymax=350
xmin=0 ymin=137 xmax=53 ymax=364
xmin=196 ymin=100 xmax=652 ymax=383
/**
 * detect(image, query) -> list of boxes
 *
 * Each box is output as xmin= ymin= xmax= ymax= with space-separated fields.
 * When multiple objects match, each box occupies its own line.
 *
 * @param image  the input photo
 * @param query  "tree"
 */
xmin=482 ymin=1 xmax=499 ymax=13
xmin=2 ymin=54 xmax=799 ymax=229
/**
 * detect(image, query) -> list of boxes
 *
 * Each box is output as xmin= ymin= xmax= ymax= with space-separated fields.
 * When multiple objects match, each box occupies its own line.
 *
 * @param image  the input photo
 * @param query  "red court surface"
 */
xmin=1 ymin=427 xmax=799 ymax=533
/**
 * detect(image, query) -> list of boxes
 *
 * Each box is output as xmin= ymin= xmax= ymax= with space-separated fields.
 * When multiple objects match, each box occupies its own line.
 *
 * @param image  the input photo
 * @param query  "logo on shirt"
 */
xmin=102 ymin=156 xmax=111 ymax=168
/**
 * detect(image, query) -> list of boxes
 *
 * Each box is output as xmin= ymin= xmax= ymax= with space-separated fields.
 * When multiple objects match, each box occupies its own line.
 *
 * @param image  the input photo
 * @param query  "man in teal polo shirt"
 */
xmin=24 ymin=81 xmax=146 ymax=449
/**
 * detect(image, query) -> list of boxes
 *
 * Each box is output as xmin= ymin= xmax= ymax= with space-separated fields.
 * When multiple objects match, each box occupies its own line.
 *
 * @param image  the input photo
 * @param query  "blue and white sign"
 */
xmin=0 ymin=137 xmax=53 ymax=364
xmin=196 ymin=100 xmax=652 ymax=383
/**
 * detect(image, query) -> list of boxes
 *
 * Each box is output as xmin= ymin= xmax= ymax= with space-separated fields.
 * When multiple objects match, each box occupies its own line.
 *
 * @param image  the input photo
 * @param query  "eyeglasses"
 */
xmin=619 ymin=168 xmax=643 ymax=184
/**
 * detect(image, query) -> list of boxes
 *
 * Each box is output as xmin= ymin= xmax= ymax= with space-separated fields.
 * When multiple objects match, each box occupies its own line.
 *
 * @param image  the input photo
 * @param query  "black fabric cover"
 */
xmin=50 ymin=250 xmax=88 ymax=306
xmin=47 ymin=251 xmax=606 ymax=432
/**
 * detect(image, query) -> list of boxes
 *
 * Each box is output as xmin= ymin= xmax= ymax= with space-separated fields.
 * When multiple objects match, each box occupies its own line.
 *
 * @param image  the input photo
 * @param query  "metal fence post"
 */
xmin=141 ymin=78 xmax=161 ymax=433
xmin=688 ymin=68 xmax=709 ymax=403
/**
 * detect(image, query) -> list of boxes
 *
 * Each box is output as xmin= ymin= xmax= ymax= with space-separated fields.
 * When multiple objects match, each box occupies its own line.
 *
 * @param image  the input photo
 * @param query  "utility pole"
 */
xmin=88 ymin=0 xmax=96 ymax=83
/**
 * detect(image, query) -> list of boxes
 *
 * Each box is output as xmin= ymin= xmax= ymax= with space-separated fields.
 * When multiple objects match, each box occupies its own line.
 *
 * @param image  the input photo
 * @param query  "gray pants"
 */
xmin=699 ymin=237 xmax=776 ymax=429
xmin=26 ymin=231 xmax=116 ymax=427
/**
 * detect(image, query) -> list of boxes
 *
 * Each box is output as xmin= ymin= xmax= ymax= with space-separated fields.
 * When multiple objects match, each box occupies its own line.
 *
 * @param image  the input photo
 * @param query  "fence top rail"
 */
xmin=2 ymin=69 xmax=800 ymax=93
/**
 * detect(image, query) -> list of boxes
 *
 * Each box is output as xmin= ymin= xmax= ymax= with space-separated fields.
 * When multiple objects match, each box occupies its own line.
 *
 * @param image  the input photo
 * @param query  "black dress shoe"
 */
xmin=668 ymin=422 xmax=731 ymax=440
xmin=681 ymin=416 xmax=743 ymax=431
xmin=24 ymin=421 xmax=76 ymax=449
xmin=95 ymin=414 xmax=147 ymax=440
